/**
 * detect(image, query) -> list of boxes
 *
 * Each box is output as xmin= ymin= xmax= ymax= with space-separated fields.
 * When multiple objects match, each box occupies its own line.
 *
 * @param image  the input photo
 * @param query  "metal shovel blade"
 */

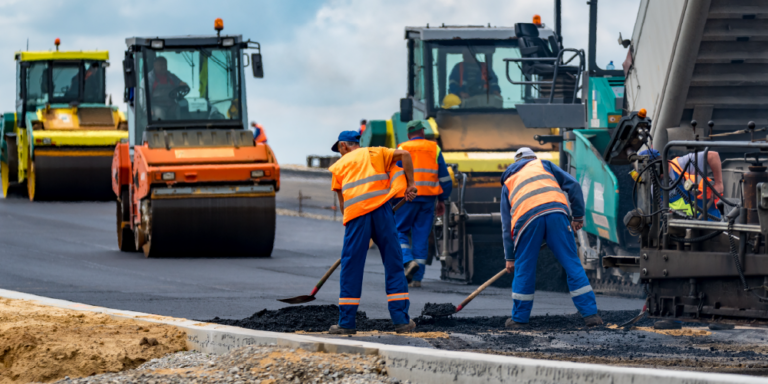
xmin=278 ymin=295 xmax=317 ymax=304
xmin=620 ymin=309 xmax=647 ymax=328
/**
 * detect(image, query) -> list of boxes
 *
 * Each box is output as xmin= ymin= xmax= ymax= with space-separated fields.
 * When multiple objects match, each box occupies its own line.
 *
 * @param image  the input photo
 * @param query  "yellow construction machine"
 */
xmin=1 ymin=39 xmax=128 ymax=200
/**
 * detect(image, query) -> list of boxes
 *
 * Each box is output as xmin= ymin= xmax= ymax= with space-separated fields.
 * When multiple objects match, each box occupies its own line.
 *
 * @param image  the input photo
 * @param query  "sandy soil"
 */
xmin=0 ymin=298 xmax=186 ymax=383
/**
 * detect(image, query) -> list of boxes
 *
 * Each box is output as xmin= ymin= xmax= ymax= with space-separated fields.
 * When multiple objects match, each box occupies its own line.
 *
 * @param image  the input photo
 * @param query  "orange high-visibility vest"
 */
xmin=396 ymin=139 xmax=442 ymax=197
xmin=329 ymin=147 xmax=406 ymax=225
xmin=254 ymin=124 xmax=267 ymax=144
xmin=504 ymin=159 xmax=569 ymax=235
xmin=669 ymin=157 xmax=719 ymax=205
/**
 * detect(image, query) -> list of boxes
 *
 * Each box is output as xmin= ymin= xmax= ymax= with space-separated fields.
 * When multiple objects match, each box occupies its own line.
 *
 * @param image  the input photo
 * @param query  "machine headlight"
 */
xmin=150 ymin=40 xmax=165 ymax=49
xmin=221 ymin=38 xmax=235 ymax=47
xmin=251 ymin=170 xmax=264 ymax=178
xmin=42 ymin=138 xmax=52 ymax=145
xmin=161 ymin=172 xmax=175 ymax=181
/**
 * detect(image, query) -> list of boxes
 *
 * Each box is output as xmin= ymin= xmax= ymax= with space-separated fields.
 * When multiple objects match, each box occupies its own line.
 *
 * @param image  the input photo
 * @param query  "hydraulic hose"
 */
xmin=668 ymin=230 xmax=723 ymax=243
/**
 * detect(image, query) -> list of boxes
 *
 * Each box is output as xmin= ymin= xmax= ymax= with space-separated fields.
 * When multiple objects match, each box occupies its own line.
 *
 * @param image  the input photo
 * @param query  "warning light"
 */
xmin=533 ymin=15 xmax=542 ymax=26
xmin=638 ymin=108 xmax=647 ymax=118
xmin=214 ymin=18 xmax=224 ymax=32
xmin=54 ymin=38 xmax=60 ymax=51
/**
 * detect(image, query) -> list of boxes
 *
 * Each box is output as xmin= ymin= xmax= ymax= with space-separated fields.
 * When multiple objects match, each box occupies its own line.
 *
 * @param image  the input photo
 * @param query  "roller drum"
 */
xmin=31 ymin=148 xmax=114 ymax=201
xmin=144 ymin=196 xmax=276 ymax=257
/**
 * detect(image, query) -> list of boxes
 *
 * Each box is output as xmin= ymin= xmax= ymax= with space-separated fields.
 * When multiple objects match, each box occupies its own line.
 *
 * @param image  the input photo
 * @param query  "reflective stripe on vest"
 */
xmin=669 ymin=157 xmax=720 ymax=205
xmin=503 ymin=159 xmax=569 ymax=237
xmin=329 ymin=147 xmax=406 ymax=225
xmin=396 ymin=140 xmax=443 ymax=197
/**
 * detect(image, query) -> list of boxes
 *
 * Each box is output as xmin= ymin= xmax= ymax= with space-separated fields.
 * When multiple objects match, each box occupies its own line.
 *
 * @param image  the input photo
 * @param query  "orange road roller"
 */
xmin=113 ymin=20 xmax=279 ymax=257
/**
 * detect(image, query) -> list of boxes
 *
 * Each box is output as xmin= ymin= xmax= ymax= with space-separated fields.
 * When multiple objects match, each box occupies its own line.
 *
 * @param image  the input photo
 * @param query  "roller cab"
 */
xmin=0 ymin=47 xmax=128 ymax=200
xmin=116 ymin=24 xmax=277 ymax=257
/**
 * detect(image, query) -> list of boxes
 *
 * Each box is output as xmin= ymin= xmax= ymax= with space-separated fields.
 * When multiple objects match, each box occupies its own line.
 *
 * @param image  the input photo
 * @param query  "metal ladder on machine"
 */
xmin=505 ymin=48 xmax=586 ymax=167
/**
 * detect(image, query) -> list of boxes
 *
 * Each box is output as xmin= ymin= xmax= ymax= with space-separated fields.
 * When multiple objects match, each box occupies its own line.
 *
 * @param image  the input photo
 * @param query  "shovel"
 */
xmin=278 ymin=198 xmax=408 ymax=304
xmin=619 ymin=303 xmax=648 ymax=328
xmin=423 ymin=268 xmax=510 ymax=317
xmin=278 ymin=258 xmax=341 ymax=304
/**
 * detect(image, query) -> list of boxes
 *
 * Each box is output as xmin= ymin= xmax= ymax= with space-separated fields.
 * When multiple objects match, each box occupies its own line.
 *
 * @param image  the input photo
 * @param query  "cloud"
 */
xmin=248 ymin=0 xmax=641 ymax=164
xmin=0 ymin=0 xmax=640 ymax=165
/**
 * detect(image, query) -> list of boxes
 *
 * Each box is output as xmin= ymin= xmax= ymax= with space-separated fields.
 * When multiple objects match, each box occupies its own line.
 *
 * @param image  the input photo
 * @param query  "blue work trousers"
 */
xmin=339 ymin=203 xmax=410 ymax=329
xmin=394 ymin=198 xmax=436 ymax=282
xmin=511 ymin=213 xmax=597 ymax=323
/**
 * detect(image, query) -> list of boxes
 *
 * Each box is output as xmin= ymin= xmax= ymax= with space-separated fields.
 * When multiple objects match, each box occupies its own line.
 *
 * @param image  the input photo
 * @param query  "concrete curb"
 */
xmin=0 ymin=288 xmax=764 ymax=384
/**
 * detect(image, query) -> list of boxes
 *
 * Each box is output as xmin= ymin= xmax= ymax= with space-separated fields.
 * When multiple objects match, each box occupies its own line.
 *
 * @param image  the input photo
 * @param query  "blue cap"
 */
xmin=332 ymin=131 xmax=361 ymax=153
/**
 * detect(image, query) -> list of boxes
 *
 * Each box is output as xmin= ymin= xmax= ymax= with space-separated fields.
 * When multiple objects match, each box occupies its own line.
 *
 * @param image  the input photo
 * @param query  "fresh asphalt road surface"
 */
xmin=0 ymin=174 xmax=643 ymax=322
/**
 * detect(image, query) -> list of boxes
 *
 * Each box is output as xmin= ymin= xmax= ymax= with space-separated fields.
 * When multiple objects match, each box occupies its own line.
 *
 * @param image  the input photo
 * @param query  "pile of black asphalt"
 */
xmin=207 ymin=305 xmax=665 ymax=334
xmin=206 ymin=305 xmax=768 ymax=373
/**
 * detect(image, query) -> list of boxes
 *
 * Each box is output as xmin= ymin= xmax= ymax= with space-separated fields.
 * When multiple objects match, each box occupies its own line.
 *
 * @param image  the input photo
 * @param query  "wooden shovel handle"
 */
xmin=457 ymin=269 xmax=509 ymax=309
xmin=310 ymin=258 xmax=341 ymax=296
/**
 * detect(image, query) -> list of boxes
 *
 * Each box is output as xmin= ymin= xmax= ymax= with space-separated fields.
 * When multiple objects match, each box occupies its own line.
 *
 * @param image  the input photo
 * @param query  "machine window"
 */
xmin=430 ymin=41 xmax=525 ymax=110
xmin=52 ymin=64 xmax=80 ymax=101
xmin=144 ymin=46 xmax=241 ymax=123
xmin=25 ymin=62 xmax=49 ymax=107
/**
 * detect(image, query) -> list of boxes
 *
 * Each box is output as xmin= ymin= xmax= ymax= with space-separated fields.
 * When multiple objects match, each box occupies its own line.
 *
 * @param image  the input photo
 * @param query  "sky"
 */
xmin=0 ymin=0 xmax=640 ymax=164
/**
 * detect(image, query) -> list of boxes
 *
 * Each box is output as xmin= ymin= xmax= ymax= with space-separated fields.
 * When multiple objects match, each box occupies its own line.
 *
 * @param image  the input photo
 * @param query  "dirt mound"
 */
xmin=0 ymin=298 xmax=186 ymax=383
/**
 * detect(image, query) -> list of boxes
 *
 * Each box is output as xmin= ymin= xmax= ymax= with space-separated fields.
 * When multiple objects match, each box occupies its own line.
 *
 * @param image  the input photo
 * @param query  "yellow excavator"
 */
xmin=1 ymin=39 xmax=128 ymax=200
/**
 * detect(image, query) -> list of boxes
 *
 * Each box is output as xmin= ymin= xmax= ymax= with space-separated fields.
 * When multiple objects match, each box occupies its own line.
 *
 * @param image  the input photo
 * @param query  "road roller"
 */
xmin=113 ymin=19 xmax=279 ymax=257
xmin=0 ymin=39 xmax=128 ymax=200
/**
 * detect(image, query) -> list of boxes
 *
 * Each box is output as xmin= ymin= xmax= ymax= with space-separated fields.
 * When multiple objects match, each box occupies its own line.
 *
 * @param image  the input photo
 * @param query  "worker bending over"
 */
xmin=669 ymin=151 xmax=723 ymax=220
xmin=328 ymin=131 xmax=418 ymax=334
xmin=501 ymin=147 xmax=602 ymax=328
xmin=394 ymin=120 xmax=453 ymax=287
xmin=639 ymin=149 xmax=723 ymax=220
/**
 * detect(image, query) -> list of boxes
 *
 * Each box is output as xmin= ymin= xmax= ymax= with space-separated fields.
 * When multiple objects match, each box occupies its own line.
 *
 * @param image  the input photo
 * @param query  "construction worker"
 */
xmin=251 ymin=122 xmax=268 ymax=143
xmin=148 ymin=56 xmax=188 ymax=120
xmin=640 ymin=149 xmax=723 ymax=220
xmin=448 ymin=48 xmax=501 ymax=107
xmin=501 ymin=147 xmax=602 ymax=328
xmin=359 ymin=119 xmax=367 ymax=135
xmin=328 ymin=131 xmax=418 ymax=335
xmin=394 ymin=120 xmax=452 ymax=287
xmin=669 ymin=151 xmax=723 ymax=220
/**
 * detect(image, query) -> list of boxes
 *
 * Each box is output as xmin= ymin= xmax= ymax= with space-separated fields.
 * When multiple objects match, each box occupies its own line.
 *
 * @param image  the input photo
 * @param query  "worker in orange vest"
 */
xmin=501 ymin=147 xmax=602 ymax=329
xmin=251 ymin=122 xmax=267 ymax=143
xmin=394 ymin=120 xmax=453 ymax=287
xmin=359 ymin=119 xmax=367 ymax=135
xmin=328 ymin=131 xmax=418 ymax=334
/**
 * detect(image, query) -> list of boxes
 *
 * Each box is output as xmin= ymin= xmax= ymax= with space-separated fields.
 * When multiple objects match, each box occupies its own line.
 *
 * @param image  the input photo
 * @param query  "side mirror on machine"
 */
xmin=400 ymin=98 xmax=413 ymax=122
xmin=122 ymin=57 xmax=135 ymax=88
xmin=251 ymin=53 xmax=264 ymax=78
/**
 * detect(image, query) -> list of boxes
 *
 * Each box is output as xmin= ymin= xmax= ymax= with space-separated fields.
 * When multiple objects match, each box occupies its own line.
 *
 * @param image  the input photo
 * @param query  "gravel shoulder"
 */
xmin=49 ymin=346 xmax=402 ymax=384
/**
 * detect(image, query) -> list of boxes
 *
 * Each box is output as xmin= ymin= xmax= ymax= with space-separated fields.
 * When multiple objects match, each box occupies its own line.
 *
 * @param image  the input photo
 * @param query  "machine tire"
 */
xmin=1 ymin=161 xmax=9 ymax=198
xmin=117 ymin=190 xmax=137 ymax=252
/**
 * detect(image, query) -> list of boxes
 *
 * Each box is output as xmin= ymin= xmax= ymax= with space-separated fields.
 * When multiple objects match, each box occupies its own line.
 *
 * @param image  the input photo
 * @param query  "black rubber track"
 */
xmin=145 ymin=195 xmax=275 ymax=257
xmin=33 ymin=151 xmax=114 ymax=201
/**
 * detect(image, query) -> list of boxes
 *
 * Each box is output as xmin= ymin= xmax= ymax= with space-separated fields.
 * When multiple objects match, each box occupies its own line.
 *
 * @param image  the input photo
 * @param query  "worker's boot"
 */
xmin=404 ymin=261 xmax=420 ymax=283
xmin=505 ymin=318 xmax=529 ymax=330
xmin=395 ymin=319 xmax=416 ymax=334
xmin=408 ymin=281 xmax=422 ymax=288
xmin=584 ymin=314 xmax=604 ymax=327
xmin=328 ymin=325 xmax=357 ymax=335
